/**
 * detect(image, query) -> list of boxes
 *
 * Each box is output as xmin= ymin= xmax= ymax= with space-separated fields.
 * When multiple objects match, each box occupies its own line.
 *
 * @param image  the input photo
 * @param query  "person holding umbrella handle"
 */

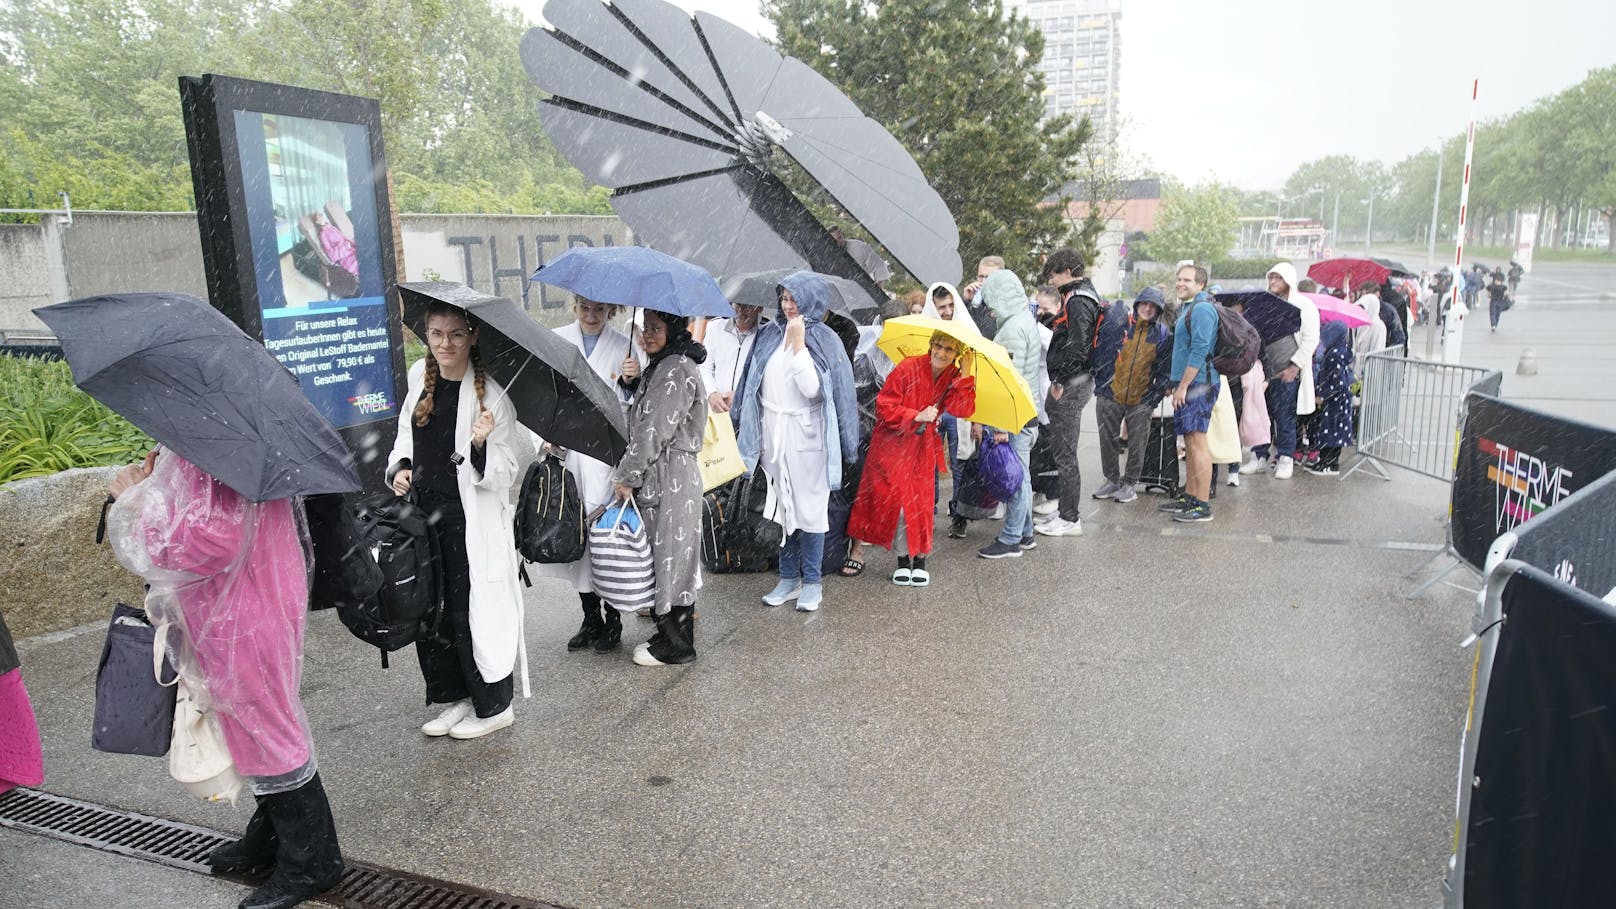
xmin=844 ymin=333 xmax=976 ymax=585
xmin=386 ymin=301 xmax=526 ymax=741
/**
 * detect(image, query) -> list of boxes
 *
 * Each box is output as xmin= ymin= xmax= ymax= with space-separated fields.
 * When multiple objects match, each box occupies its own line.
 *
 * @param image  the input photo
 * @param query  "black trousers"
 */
xmin=416 ymin=489 xmax=513 ymax=719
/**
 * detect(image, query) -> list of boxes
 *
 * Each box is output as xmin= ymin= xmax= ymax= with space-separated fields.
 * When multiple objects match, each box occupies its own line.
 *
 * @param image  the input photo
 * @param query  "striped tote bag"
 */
xmin=589 ymin=498 xmax=655 ymax=613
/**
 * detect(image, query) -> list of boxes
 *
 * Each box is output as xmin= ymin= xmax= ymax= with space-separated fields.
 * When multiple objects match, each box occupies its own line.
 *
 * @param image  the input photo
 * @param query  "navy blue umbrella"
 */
xmin=531 ymin=246 xmax=734 ymax=319
xmin=33 ymin=292 xmax=361 ymax=502
xmin=1213 ymin=291 xmax=1302 ymax=348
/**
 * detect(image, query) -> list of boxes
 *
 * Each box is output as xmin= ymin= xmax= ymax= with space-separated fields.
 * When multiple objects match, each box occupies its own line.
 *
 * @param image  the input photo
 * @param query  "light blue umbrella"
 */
xmin=531 ymin=246 xmax=735 ymax=319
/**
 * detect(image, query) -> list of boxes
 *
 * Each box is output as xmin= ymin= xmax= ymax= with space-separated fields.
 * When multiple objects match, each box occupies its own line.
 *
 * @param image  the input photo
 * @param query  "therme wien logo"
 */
xmin=348 ymin=391 xmax=393 ymax=416
xmin=1479 ymin=436 xmax=1575 ymax=534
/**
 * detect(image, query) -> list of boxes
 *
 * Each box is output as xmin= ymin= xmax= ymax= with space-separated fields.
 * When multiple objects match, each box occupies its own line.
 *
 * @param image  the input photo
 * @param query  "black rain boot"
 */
xmin=566 ymin=593 xmax=604 ymax=651
xmin=207 ymin=797 xmax=278 ymax=873
xmin=633 ymin=606 xmax=696 ymax=666
xmin=238 ymin=774 xmax=344 ymax=909
xmin=593 ymin=603 xmax=622 ymax=653
xmin=677 ymin=602 xmax=696 ymax=651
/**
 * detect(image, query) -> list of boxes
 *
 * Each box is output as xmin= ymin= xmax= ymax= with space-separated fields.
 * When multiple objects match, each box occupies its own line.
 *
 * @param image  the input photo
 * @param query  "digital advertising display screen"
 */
xmin=182 ymin=75 xmax=406 ymax=484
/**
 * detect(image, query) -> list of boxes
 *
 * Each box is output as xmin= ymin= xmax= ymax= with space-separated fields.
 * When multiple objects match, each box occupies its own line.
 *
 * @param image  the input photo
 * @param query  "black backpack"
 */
xmin=1208 ymin=303 xmax=1261 ymax=377
xmin=342 ymin=492 xmax=443 ymax=667
xmin=701 ymin=472 xmax=781 ymax=573
xmin=303 ymin=492 xmax=383 ymax=613
xmin=513 ymin=455 xmax=585 ymax=564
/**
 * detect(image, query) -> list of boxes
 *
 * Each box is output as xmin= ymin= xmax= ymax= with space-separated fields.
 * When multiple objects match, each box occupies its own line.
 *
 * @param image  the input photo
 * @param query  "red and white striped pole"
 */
xmin=1444 ymin=78 xmax=1479 ymax=363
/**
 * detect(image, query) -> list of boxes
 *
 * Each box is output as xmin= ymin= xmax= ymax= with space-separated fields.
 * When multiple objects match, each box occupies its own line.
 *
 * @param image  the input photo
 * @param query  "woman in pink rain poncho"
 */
xmin=107 ymin=448 xmax=343 ymax=909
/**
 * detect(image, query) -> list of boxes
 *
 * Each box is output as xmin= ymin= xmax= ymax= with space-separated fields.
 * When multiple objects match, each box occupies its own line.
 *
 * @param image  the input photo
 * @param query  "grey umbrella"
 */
xmin=727 ymin=268 xmax=882 ymax=323
xmin=520 ymin=0 xmax=962 ymax=292
xmin=33 ymin=293 xmax=361 ymax=502
xmin=396 ymin=282 xmax=628 ymax=464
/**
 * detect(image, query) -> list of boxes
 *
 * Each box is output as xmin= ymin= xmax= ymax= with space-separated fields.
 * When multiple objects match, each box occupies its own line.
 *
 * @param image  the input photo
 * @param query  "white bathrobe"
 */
xmin=759 ymin=346 xmax=829 ymax=536
xmin=527 ymin=322 xmax=643 ymax=592
xmin=387 ymin=360 xmax=528 ymax=696
xmin=1268 ymin=262 xmax=1321 ymax=416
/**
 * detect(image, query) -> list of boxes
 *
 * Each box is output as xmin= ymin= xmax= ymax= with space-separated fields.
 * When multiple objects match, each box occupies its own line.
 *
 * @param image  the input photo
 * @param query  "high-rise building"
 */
xmin=1008 ymin=0 xmax=1122 ymax=141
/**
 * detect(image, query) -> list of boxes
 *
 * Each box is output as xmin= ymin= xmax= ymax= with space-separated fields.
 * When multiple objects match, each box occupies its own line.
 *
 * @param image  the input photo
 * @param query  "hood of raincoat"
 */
xmin=1315 ymin=319 xmax=1350 ymax=365
xmin=1268 ymin=262 xmax=1300 ymax=301
xmin=981 ymin=270 xmax=1029 ymax=327
xmin=777 ymin=270 xmax=831 ymax=323
xmin=922 ymin=281 xmax=978 ymax=331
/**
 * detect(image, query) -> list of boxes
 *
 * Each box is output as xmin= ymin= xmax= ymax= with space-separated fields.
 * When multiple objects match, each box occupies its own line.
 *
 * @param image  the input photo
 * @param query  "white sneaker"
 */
xmin=795 ymin=583 xmax=823 ymax=612
xmin=1113 ymin=485 xmax=1138 ymax=503
xmin=447 ymin=706 xmax=513 ymax=740
xmin=762 ymin=578 xmax=802 ymax=607
xmin=1274 ymin=456 xmax=1295 ymax=480
xmin=1227 ymin=472 xmax=1240 ymax=487
xmin=1032 ymin=496 xmax=1060 ymax=516
xmin=1241 ymin=454 xmax=1265 ymax=474
xmin=421 ymin=699 xmax=474 ymax=737
xmin=1034 ymin=517 xmax=1083 ymax=537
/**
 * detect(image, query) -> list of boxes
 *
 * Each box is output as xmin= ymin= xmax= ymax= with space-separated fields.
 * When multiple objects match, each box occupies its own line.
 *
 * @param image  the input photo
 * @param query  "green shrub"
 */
xmin=0 ymin=356 xmax=153 ymax=485
xmin=1206 ymin=258 xmax=1277 ymax=282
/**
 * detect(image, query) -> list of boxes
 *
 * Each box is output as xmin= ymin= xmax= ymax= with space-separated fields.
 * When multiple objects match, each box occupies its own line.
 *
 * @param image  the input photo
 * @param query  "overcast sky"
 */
xmin=511 ymin=0 xmax=1616 ymax=190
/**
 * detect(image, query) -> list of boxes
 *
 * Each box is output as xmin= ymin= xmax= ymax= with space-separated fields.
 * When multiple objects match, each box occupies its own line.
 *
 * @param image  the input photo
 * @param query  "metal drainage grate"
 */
xmin=0 ymin=788 xmax=564 ymax=909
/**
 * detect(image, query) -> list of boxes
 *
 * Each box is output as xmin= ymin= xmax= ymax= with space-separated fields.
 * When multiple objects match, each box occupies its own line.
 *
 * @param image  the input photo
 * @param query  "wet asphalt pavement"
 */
xmin=5 ymin=256 xmax=1613 ymax=909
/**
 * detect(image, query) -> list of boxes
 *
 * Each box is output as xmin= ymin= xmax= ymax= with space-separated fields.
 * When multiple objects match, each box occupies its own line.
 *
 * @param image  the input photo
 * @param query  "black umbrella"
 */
xmin=33 ymin=293 xmax=360 ymax=502
xmin=396 ymin=282 xmax=628 ymax=464
xmin=1370 ymin=257 xmax=1417 ymax=279
xmin=520 ymin=0 xmax=962 ymax=293
xmin=1213 ymin=291 xmax=1303 ymax=347
xmin=727 ymin=268 xmax=882 ymax=324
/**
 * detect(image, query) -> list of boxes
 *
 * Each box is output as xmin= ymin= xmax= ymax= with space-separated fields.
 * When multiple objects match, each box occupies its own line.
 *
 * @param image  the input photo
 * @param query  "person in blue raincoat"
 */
xmin=732 ymin=271 xmax=860 ymax=613
xmin=1302 ymin=320 xmax=1356 ymax=476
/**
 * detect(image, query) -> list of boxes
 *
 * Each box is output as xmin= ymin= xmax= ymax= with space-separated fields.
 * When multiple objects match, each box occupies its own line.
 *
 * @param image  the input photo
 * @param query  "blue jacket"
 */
xmin=732 ymin=271 xmax=860 ymax=489
xmin=1093 ymin=299 xmax=1173 ymax=406
xmin=1170 ymin=293 xmax=1219 ymax=387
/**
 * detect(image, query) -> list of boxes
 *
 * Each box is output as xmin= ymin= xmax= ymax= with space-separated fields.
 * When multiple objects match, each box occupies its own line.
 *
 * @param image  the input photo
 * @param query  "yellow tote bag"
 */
xmin=699 ymin=412 xmax=746 ymax=492
xmin=1207 ymin=376 xmax=1241 ymax=464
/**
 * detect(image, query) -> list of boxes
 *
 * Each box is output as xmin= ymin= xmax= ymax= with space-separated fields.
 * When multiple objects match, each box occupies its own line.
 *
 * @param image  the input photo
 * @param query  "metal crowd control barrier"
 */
xmin=1442 ymin=471 xmax=1616 ymax=906
xmin=1343 ymin=349 xmax=1503 ymax=483
xmin=1342 ymin=349 xmax=1503 ymax=597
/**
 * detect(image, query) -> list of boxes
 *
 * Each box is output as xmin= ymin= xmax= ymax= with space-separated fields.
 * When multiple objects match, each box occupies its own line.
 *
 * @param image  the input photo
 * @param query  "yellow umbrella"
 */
xmin=876 ymin=315 xmax=1038 ymax=431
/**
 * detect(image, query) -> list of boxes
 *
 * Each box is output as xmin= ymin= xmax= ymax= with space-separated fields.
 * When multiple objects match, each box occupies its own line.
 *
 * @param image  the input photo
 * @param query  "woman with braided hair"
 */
xmin=385 ymin=301 xmax=526 ymax=739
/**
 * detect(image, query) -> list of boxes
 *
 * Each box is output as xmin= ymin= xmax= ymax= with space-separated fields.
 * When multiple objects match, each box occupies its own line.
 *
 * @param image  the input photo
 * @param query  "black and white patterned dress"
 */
xmin=610 ymin=354 xmax=707 ymax=615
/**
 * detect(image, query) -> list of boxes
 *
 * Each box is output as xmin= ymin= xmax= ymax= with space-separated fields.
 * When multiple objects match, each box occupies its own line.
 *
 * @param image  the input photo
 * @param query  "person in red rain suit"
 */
xmin=846 ymin=332 xmax=976 ymax=587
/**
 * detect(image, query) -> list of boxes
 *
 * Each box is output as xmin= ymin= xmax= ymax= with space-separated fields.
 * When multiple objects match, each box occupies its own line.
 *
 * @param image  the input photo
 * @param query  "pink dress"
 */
xmin=109 ymin=451 xmax=316 ymax=793
xmin=319 ymin=224 xmax=358 ymax=277
xmin=1238 ymin=360 xmax=1271 ymax=449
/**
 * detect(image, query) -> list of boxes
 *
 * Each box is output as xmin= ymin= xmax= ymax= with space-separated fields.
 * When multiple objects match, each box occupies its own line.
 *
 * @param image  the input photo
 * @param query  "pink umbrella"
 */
xmin=1301 ymin=292 xmax=1372 ymax=328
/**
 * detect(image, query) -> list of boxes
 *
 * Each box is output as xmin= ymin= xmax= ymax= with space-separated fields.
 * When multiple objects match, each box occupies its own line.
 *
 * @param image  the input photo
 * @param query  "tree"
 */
xmin=0 ymin=0 xmax=608 ymax=216
xmin=764 ymin=0 xmax=1089 ymax=281
xmin=1135 ymin=182 xmax=1238 ymax=265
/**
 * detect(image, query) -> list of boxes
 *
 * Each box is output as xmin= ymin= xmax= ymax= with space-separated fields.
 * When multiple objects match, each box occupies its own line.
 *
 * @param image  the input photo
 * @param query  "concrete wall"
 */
xmin=0 ymin=225 xmax=56 ymax=331
xmin=402 ymin=214 xmax=629 ymax=328
xmin=0 ymin=210 xmax=632 ymax=333
xmin=57 ymin=211 xmax=210 ymax=303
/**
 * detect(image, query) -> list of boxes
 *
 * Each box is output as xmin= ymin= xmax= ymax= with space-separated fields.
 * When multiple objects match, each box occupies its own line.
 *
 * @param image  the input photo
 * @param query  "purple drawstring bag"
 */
xmin=977 ymin=434 xmax=1024 ymax=503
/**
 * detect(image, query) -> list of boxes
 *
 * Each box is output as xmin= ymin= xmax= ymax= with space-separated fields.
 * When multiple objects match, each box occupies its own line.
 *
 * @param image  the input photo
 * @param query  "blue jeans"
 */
xmin=779 ymin=530 xmax=825 ymax=585
xmin=997 ymin=425 xmax=1038 ymax=545
xmin=939 ymin=414 xmax=959 ymax=513
xmin=1256 ymin=377 xmax=1299 ymax=459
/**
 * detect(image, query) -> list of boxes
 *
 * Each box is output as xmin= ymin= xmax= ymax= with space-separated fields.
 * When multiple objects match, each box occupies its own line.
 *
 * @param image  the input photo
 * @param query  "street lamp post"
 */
xmin=1363 ymin=188 xmax=1376 ymax=254
xmin=1332 ymin=191 xmax=1340 ymax=254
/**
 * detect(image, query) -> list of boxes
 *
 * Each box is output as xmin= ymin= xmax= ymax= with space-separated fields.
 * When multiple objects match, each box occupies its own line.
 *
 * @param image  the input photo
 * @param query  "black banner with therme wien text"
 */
xmin=1450 ymin=394 xmax=1616 ymax=570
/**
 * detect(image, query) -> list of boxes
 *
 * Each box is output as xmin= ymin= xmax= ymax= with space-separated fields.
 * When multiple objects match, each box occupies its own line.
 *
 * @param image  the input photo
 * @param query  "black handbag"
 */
xmin=91 ymin=602 xmax=178 ymax=757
